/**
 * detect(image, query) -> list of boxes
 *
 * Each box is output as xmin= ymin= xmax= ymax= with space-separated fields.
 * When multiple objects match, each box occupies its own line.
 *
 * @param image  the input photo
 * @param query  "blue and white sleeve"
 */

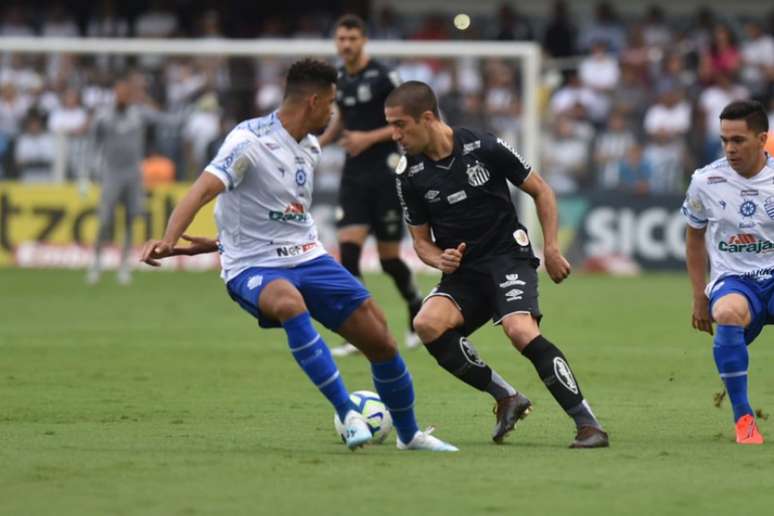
xmin=204 ymin=133 xmax=253 ymax=191
xmin=681 ymin=176 xmax=708 ymax=229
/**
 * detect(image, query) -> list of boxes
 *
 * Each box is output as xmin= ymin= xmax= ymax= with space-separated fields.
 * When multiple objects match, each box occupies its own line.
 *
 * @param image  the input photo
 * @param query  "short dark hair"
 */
xmin=284 ymin=58 xmax=337 ymax=99
xmin=385 ymin=81 xmax=440 ymax=120
xmin=335 ymin=14 xmax=367 ymax=35
xmin=720 ymin=100 xmax=769 ymax=133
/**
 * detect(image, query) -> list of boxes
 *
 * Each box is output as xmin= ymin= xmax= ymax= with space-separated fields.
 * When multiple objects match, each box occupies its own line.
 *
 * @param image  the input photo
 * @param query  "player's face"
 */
xmin=720 ymin=119 xmax=766 ymax=175
xmin=335 ymin=27 xmax=366 ymax=65
xmin=385 ymin=106 xmax=430 ymax=155
xmin=309 ymin=84 xmax=337 ymax=133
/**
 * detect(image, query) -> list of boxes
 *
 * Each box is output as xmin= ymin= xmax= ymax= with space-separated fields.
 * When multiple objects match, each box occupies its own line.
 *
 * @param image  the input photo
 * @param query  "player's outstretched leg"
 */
xmin=259 ymin=280 xmax=368 ymax=449
xmin=414 ymin=297 xmax=531 ymax=444
xmin=502 ymin=314 xmax=608 ymax=449
xmin=711 ymin=293 xmax=762 ymax=444
xmin=338 ymin=299 xmax=458 ymax=451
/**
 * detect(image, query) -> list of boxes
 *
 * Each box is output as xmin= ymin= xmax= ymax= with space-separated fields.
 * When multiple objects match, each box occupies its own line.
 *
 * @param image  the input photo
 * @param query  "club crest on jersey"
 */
xmin=765 ymin=197 xmax=774 ymax=220
xmin=553 ymin=357 xmax=579 ymax=394
xmin=466 ymin=161 xmax=490 ymax=187
xmin=357 ymin=84 xmax=372 ymax=102
xmin=513 ymin=229 xmax=529 ymax=247
xmin=740 ymin=200 xmax=757 ymax=217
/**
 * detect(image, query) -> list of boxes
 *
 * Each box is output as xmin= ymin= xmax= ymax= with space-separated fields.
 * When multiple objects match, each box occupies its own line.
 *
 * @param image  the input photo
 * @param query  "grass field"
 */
xmin=2 ymin=268 xmax=773 ymax=516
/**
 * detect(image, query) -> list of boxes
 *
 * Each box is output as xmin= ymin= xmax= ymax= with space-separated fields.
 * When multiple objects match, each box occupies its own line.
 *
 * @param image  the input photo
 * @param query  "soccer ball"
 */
xmin=333 ymin=390 xmax=393 ymax=444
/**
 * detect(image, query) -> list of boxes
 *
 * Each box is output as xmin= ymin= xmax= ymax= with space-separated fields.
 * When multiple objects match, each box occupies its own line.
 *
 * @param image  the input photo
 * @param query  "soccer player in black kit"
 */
xmin=386 ymin=81 xmax=609 ymax=448
xmin=319 ymin=15 xmax=423 ymax=356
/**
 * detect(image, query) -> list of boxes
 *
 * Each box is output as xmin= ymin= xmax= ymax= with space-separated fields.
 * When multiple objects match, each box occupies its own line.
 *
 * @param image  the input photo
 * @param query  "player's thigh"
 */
xmin=125 ymin=179 xmax=146 ymax=220
xmin=297 ymin=255 xmax=371 ymax=332
xmin=226 ymin=267 xmax=305 ymax=328
xmin=371 ymin=179 xmax=405 ymax=244
xmin=98 ymin=181 xmax=125 ymax=222
xmin=337 ymin=298 xmax=397 ymax=362
xmin=417 ymin=272 xmax=492 ymax=340
xmin=336 ymin=176 xmax=371 ymax=239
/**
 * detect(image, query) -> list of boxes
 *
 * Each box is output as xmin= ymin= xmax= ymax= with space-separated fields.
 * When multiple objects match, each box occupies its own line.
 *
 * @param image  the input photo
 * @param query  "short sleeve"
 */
xmin=681 ymin=175 xmax=708 ymax=229
xmin=482 ymin=134 xmax=532 ymax=186
xmin=204 ymin=132 xmax=254 ymax=191
xmin=395 ymin=173 xmax=428 ymax=226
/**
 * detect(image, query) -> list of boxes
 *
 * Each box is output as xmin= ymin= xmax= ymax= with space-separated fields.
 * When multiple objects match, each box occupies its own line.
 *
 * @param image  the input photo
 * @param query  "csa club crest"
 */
xmin=466 ymin=161 xmax=490 ymax=187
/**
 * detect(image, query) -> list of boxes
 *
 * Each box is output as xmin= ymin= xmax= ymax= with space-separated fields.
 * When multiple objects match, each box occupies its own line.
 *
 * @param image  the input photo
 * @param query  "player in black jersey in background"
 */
xmin=319 ymin=15 xmax=423 ymax=356
xmin=386 ymin=81 xmax=609 ymax=448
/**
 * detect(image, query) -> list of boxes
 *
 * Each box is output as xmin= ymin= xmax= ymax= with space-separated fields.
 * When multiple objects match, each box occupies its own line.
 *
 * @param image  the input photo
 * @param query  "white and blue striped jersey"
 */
xmin=682 ymin=155 xmax=774 ymax=295
xmin=205 ymin=111 xmax=326 ymax=282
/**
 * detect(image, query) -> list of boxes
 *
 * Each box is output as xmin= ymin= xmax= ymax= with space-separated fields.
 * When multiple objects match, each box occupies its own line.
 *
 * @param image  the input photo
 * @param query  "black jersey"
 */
xmin=396 ymin=128 xmax=536 ymax=271
xmin=336 ymin=59 xmax=400 ymax=174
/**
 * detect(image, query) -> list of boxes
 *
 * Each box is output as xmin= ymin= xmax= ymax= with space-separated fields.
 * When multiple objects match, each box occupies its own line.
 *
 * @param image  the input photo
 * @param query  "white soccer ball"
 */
xmin=333 ymin=390 xmax=393 ymax=444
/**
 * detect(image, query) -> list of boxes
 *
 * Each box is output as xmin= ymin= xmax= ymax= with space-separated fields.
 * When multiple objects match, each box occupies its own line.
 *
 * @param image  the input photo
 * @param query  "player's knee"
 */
xmin=412 ymin=311 xmax=448 ymax=343
xmin=271 ymin=296 xmax=307 ymax=322
xmin=502 ymin=315 xmax=539 ymax=350
xmin=712 ymin=303 xmax=749 ymax=326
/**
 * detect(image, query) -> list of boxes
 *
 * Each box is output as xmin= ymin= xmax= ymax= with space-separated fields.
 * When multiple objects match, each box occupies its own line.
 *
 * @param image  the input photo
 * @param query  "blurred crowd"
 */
xmin=0 ymin=1 xmax=773 ymax=196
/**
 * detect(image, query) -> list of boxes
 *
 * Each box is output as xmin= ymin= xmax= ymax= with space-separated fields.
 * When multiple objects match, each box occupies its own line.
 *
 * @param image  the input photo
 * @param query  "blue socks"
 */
xmin=713 ymin=324 xmax=753 ymax=422
xmin=283 ymin=312 xmax=353 ymax=421
xmin=372 ymin=354 xmax=419 ymax=443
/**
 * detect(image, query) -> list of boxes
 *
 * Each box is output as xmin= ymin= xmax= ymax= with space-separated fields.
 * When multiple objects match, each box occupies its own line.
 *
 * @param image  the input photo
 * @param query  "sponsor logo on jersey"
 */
xmin=706 ymin=176 xmax=727 ymax=184
xmin=424 ymin=190 xmax=440 ymax=201
xmin=466 ymin=161 xmax=491 ymax=186
xmin=764 ymin=197 xmax=774 ymax=220
xmin=740 ymin=189 xmax=759 ymax=196
xmin=364 ymin=69 xmax=380 ymax=79
xmin=295 ymin=169 xmax=307 ymax=186
xmin=277 ymin=167 xmax=286 ymax=176
xmin=719 ymin=200 xmax=727 ymax=210
xmin=553 ymin=357 xmax=579 ymax=394
xmin=275 ymin=242 xmax=318 ymax=257
xmin=343 ymin=97 xmax=356 ymax=106
xmin=499 ymin=273 xmax=526 ymax=288
xmin=740 ymin=200 xmax=757 ymax=217
xmin=743 ymin=267 xmax=774 ymax=281
xmin=513 ymin=229 xmax=530 ymax=246
xmin=505 ymin=288 xmax=524 ymax=302
xmin=266 ymin=142 xmax=280 ymax=151
xmin=247 ymin=275 xmax=263 ymax=290
xmin=269 ymin=203 xmax=309 ymax=223
xmin=718 ymin=234 xmax=774 ymax=253
xmin=446 ymin=190 xmax=468 ymax=204
xmin=459 ymin=337 xmax=485 ymax=367
xmin=294 ymin=156 xmax=305 ymax=165
xmin=462 ymin=140 xmax=481 ymax=155
xmin=496 ymin=137 xmax=530 ymax=170
xmin=408 ymin=162 xmax=424 ymax=176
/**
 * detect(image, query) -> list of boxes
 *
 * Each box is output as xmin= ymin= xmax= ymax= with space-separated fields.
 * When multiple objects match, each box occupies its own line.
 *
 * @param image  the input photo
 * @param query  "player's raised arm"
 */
xmin=518 ymin=172 xmax=571 ymax=283
xmin=140 ymin=172 xmax=224 ymax=266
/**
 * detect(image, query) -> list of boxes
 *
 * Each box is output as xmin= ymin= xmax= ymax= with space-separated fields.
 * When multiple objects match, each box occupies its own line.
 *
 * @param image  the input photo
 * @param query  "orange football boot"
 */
xmin=735 ymin=414 xmax=764 ymax=445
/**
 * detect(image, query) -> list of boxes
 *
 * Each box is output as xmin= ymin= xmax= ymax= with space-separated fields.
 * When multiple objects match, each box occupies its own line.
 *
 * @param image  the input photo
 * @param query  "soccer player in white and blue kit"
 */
xmin=682 ymin=100 xmax=773 ymax=445
xmin=140 ymin=59 xmax=456 ymax=452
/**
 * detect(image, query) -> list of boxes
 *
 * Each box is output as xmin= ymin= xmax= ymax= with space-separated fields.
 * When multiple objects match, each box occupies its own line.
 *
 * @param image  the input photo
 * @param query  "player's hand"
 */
xmin=439 ymin=243 xmax=466 ymax=274
xmin=172 ymin=235 xmax=219 ymax=256
xmin=692 ymin=296 xmax=713 ymax=335
xmin=140 ymin=239 xmax=174 ymax=267
xmin=544 ymin=247 xmax=571 ymax=283
xmin=339 ymin=131 xmax=372 ymax=157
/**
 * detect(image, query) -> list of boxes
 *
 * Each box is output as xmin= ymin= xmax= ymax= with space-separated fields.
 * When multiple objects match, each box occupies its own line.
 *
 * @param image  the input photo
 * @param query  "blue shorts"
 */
xmin=709 ymin=275 xmax=774 ymax=345
xmin=226 ymin=254 xmax=370 ymax=331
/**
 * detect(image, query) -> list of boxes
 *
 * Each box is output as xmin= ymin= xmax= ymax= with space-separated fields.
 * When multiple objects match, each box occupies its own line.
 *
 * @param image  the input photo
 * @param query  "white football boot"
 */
xmin=330 ymin=342 xmax=360 ymax=357
xmin=343 ymin=411 xmax=372 ymax=450
xmin=404 ymin=330 xmax=422 ymax=350
xmin=397 ymin=427 xmax=458 ymax=452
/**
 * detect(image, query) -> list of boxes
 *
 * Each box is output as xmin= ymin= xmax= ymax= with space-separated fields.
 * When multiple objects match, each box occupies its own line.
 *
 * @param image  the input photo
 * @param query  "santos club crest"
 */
xmin=466 ymin=161 xmax=490 ymax=187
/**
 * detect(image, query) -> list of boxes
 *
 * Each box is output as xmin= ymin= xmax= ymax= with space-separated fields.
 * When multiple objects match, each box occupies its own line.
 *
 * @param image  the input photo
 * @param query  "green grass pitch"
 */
xmin=2 ymin=268 xmax=773 ymax=515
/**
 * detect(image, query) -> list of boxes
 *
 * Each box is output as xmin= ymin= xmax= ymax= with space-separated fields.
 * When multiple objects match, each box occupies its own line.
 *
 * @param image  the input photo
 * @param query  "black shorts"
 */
xmin=426 ymin=254 xmax=542 ymax=336
xmin=336 ymin=171 xmax=404 ymax=242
